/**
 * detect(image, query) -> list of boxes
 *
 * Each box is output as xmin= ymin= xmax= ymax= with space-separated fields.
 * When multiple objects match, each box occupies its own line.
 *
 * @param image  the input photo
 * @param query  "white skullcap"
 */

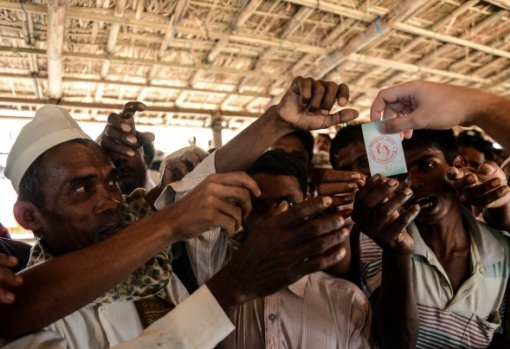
xmin=5 ymin=105 xmax=91 ymax=193
xmin=312 ymin=150 xmax=333 ymax=169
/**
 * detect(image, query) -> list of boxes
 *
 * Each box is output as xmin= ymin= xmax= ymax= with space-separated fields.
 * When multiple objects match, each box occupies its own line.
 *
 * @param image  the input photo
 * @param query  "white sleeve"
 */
xmin=113 ymin=285 xmax=235 ymax=349
xmin=154 ymin=151 xmax=217 ymax=209
xmin=0 ymin=330 xmax=67 ymax=349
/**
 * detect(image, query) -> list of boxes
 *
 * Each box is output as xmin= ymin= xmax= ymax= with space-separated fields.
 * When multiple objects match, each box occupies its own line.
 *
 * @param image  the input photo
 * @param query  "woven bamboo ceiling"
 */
xmin=0 ymin=0 xmax=509 ymax=131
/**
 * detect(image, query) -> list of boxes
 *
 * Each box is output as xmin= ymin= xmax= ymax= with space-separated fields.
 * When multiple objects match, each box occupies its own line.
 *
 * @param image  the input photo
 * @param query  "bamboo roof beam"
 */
xmin=353 ymin=0 xmax=478 ymax=86
xmin=188 ymin=0 xmax=261 ymax=90
xmin=0 ymin=46 xmax=293 ymax=81
xmin=95 ymin=0 xmax=127 ymax=102
xmin=46 ymin=0 xmax=65 ymax=102
xmin=348 ymin=53 xmax=488 ymax=85
xmin=5 ymin=0 xmax=505 ymax=65
xmin=232 ymin=5 xmax=314 ymax=106
xmin=413 ymin=9 xmax=510 ymax=68
xmin=311 ymin=0 xmax=429 ymax=79
xmin=205 ymin=0 xmax=262 ymax=64
xmin=0 ymin=73 xmax=273 ymax=99
xmin=0 ymin=96 xmax=268 ymax=119
xmin=485 ymin=0 xmax=510 ymax=10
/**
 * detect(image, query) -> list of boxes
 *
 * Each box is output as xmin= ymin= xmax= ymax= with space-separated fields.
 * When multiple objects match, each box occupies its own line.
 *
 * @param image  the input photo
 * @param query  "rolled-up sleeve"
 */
xmin=114 ymin=285 xmax=234 ymax=349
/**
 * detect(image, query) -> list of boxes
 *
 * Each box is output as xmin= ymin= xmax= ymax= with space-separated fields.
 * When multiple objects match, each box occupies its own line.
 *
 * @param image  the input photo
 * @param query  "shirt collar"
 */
xmin=409 ymin=207 xmax=505 ymax=267
xmin=287 ymin=275 xmax=309 ymax=297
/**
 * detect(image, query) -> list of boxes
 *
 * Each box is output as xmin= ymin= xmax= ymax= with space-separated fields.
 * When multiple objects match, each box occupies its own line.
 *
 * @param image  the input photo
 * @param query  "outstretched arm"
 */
xmin=216 ymin=77 xmax=358 ymax=172
xmin=370 ymin=80 xmax=510 ymax=150
xmin=0 ymin=172 xmax=259 ymax=337
xmin=352 ymin=175 xmax=420 ymax=349
xmin=99 ymin=78 xmax=358 ymax=177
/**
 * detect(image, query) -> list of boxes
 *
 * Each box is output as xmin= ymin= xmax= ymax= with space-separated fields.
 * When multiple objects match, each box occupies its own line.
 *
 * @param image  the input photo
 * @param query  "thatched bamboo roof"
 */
xmin=0 ymin=0 xmax=509 ymax=132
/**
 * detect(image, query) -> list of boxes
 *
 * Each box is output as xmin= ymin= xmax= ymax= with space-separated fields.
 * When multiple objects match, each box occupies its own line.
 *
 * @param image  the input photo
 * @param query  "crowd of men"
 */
xmin=1 ymin=77 xmax=510 ymax=348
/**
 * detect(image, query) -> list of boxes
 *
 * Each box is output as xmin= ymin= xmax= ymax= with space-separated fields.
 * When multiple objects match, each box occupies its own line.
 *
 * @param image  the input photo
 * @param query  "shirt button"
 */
xmin=268 ymin=314 xmax=277 ymax=323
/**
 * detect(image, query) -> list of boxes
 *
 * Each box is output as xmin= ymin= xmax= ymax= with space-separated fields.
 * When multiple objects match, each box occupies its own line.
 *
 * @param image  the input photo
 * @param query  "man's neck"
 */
xmin=416 ymin=203 xmax=470 ymax=259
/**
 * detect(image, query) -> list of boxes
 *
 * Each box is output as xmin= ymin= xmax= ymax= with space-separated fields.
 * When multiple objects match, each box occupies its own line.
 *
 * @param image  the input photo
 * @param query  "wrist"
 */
xmin=206 ymin=269 xmax=247 ymax=313
xmin=264 ymin=105 xmax=295 ymax=135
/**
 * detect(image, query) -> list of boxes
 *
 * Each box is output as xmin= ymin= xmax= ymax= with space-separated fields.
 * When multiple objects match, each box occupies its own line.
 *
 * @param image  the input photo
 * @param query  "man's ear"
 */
xmin=453 ymin=155 xmax=465 ymax=168
xmin=13 ymin=200 xmax=43 ymax=231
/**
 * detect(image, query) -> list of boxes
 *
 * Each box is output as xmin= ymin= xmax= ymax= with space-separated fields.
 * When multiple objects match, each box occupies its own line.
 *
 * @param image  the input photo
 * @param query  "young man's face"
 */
xmin=458 ymin=145 xmax=486 ymax=168
xmin=334 ymin=141 xmax=371 ymax=178
xmin=36 ymin=142 xmax=124 ymax=255
xmin=270 ymin=135 xmax=310 ymax=174
xmin=243 ymin=173 xmax=305 ymax=234
xmin=404 ymin=146 xmax=459 ymax=225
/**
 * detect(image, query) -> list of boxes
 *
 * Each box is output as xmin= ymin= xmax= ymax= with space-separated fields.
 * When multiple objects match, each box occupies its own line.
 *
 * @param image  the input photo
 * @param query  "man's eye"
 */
xmin=108 ymin=179 xmax=119 ymax=187
xmin=421 ymin=162 xmax=435 ymax=170
xmin=280 ymin=200 xmax=296 ymax=208
xmin=74 ymin=185 xmax=86 ymax=193
xmin=359 ymin=158 xmax=369 ymax=168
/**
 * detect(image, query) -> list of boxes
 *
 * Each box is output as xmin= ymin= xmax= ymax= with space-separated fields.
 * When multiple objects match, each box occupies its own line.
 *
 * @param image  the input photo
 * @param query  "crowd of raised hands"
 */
xmin=2 ymin=76 xmax=510 ymax=349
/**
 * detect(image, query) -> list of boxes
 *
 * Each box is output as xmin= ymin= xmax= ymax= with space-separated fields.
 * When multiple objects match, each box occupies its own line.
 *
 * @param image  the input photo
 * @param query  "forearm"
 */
xmin=0 ymin=211 xmax=178 ymax=337
xmin=374 ymin=253 xmax=418 ymax=349
xmin=215 ymin=106 xmax=292 ymax=172
xmin=469 ymin=92 xmax=510 ymax=151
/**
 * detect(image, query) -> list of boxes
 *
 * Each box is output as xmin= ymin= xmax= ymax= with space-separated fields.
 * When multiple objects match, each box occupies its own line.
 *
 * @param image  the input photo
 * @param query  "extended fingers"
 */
xmin=207 ymin=196 xmax=244 ymax=235
xmin=277 ymin=196 xmax=333 ymax=228
xmin=469 ymin=184 xmax=510 ymax=208
xmin=355 ymin=175 xmax=399 ymax=208
xmin=336 ymin=83 xmax=350 ymax=106
xmin=321 ymin=170 xmax=364 ymax=186
xmin=295 ymin=237 xmax=348 ymax=276
xmin=290 ymin=76 xmax=313 ymax=107
xmin=0 ymin=254 xmax=18 ymax=268
xmin=119 ymin=101 xmax=146 ymax=119
xmin=0 ymin=260 xmax=23 ymax=304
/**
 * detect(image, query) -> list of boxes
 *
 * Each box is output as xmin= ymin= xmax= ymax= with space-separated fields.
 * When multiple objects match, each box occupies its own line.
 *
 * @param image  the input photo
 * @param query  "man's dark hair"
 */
xmin=287 ymin=130 xmax=314 ymax=164
xmin=329 ymin=124 xmax=364 ymax=170
xmin=402 ymin=129 xmax=458 ymax=165
xmin=247 ymin=149 xmax=308 ymax=195
xmin=18 ymin=138 xmax=95 ymax=208
xmin=457 ymin=129 xmax=494 ymax=161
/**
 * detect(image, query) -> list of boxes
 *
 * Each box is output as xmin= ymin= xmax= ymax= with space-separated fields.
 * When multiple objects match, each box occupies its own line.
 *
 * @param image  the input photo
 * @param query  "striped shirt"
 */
xmin=359 ymin=209 xmax=510 ymax=348
xmin=186 ymin=228 xmax=375 ymax=349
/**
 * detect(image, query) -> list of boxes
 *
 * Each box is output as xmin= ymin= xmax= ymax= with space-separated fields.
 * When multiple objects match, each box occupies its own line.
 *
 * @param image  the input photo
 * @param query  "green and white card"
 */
xmin=361 ymin=121 xmax=408 ymax=177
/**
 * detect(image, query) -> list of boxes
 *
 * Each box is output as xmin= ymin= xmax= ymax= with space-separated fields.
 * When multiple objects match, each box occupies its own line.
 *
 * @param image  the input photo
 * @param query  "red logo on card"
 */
xmin=368 ymin=136 xmax=398 ymax=164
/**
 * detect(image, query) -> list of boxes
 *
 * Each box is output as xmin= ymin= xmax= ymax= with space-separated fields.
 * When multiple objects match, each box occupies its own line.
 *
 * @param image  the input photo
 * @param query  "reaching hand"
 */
xmin=160 ymin=148 xmax=209 ymax=187
xmin=159 ymin=172 xmax=260 ymax=239
xmin=99 ymin=101 xmax=155 ymax=157
xmin=370 ymin=80 xmax=482 ymax=139
xmin=276 ymin=76 xmax=359 ymax=131
xmin=317 ymin=170 xmax=366 ymax=219
xmin=207 ymin=196 xmax=349 ymax=309
xmin=448 ymin=162 xmax=510 ymax=209
xmin=0 ymin=254 xmax=22 ymax=304
xmin=352 ymin=175 xmax=419 ymax=255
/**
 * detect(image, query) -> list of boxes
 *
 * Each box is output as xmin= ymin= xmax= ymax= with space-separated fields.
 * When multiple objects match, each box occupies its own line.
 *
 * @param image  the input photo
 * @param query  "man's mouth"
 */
xmin=98 ymin=220 xmax=124 ymax=239
xmin=413 ymin=196 xmax=438 ymax=210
